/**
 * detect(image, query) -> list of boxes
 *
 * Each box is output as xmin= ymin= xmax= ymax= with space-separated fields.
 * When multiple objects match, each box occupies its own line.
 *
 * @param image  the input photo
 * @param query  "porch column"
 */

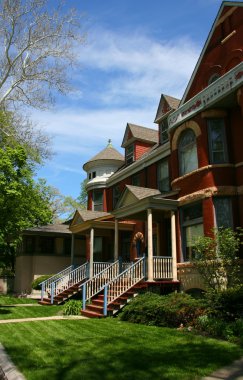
xmin=170 ymin=211 xmax=178 ymax=281
xmin=114 ymin=219 xmax=119 ymax=261
xmin=90 ymin=228 xmax=94 ymax=278
xmin=71 ymin=233 xmax=75 ymax=266
xmin=147 ymin=208 xmax=153 ymax=281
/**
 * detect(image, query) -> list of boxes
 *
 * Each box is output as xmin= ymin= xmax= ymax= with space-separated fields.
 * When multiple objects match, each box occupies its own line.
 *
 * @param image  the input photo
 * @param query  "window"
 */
xmin=39 ymin=237 xmax=55 ymax=254
xmin=157 ymin=159 xmax=170 ymax=192
xmin=208 ymin=119 xmax=228 ymax=164
xmin=88 ymin=171 xmax=96 ymax=180
xmin=132 ymin=173 xmax=140 ymax=186
xmin=159 ymin=119 xmax=169 ymax=144
xmin=178 ymin=129 xmax=198 ymax=176
xmin=93 ymin=189 xmax=103 ymax=211
xmin=126 ymin=144 xmax=134 ymax=165
xmin=113 ymin=185 xmax=120 ymax=209
xmin=208 ymin=73 xmax=220 ymax=85
xmin=181 ymin=203 xmax=203 ymax=262
xmin=214 ymin=197 xmax=233 ymax=228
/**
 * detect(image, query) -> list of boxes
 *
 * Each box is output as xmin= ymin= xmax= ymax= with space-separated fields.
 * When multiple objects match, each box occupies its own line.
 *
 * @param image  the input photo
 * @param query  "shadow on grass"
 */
xmin=0 ymin=308 xmax=12 ymax=315
xmin=3 ymin=324 xmax=242 ymax=380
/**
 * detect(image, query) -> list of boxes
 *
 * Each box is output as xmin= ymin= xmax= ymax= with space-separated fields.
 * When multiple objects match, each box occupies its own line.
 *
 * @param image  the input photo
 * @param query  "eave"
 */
xmin=112 ymin=196 xmax=178 ymax=220
xmin=168 ymin=61 xmax=243 ymax=130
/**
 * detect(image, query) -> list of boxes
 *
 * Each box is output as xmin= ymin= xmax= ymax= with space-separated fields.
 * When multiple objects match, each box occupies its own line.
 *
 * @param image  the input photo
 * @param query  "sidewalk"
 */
xmin=0 ymin=315 xmax=87 ymax=324
xmin=202 ymin=358 xmax=243 ymax=380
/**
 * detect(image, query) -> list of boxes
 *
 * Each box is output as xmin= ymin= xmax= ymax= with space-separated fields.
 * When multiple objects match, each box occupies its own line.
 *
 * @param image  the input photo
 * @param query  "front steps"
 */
xmin=39 ymin=281 xmax=84 ymax=305
xmin=81 ymin=281 xmax=147 ymax=318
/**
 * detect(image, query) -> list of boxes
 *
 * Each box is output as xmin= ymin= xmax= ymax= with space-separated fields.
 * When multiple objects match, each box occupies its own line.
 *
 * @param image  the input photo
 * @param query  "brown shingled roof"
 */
xmin=83 ymin=142 xmax=124 ymax=171
xmin=122 ymin=123 xmax=158 ymax=147
xmin=76 ymin=209 xmax=111 ymax=222
xmin=126 ymin=185 xmax=161 ymax=200
xmin=154 ymin=94 xmax=180 ymax=123
xmin=23 ymin=224 xmax=71 ymax=235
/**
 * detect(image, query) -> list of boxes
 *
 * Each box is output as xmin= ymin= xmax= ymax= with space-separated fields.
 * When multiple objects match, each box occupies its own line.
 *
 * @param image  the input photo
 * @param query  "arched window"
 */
xmin=178 ymin=129 xmax=198 ymax=175
xmin=208 ymin=73 xmax=220 ymax=85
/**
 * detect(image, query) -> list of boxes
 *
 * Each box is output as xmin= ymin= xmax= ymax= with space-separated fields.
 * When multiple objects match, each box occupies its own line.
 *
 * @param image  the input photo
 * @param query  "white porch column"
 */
xmin=90 ymin=228 xmax=94 ymax=278
xmin=71 ymin=233 xmax=75 ymax=266
xmin=170 ymin=211 xmax=178 ymax=281
xmin=147 ymin=208 xmax=153 ymax=281
xmin=114 ymin=219 xmax=119 ymax=261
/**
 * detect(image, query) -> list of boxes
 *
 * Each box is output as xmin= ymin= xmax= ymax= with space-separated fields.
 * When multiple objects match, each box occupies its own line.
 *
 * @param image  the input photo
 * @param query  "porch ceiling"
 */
xmin=112 ymin=196 xmax=178 ymax=221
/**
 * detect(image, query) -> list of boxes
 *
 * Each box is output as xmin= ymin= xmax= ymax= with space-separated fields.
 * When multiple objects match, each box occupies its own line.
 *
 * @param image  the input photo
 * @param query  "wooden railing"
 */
xmin=49 ymin=262 xmax=88 ymax=304
xmin=153 ymin=256 xmax=173 ymax=279
xmin=81 ymin=260 xmax=119 ymax=309
xmin=103 ymin=257 xmax=145 ymax=315
xmin=93 ymin=262 xmax=112 ymax=275
xmin=40 ymin=265 xmax=74 ymax=301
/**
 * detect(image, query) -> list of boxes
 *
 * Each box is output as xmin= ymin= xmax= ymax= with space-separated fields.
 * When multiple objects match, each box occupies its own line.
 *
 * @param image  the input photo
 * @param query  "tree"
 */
xmin=192 ymin=228 xmax=243 ymax=291
xmin=0 ymin=143 xmax=53 ymax=272
xmin=0 ymin=0 xmax=85 ymax=110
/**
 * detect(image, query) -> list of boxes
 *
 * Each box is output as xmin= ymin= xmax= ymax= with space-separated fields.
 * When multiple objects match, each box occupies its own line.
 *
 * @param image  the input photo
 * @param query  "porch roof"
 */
xmin=70 ymin=209 xmax=135 ymax=234
xmin=113 ymin=185 xmax=178 ymax=221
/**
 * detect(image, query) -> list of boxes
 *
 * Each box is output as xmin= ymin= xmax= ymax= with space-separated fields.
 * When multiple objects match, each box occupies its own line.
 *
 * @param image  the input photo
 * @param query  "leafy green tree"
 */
xmin=192 ymin=228 xmax=243 ymax=291
xmin=0 ymin=144 xmax=53 ymax=272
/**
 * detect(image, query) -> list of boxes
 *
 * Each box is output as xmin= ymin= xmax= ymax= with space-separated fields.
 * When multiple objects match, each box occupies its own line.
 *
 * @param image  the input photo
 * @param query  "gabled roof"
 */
xmin=83 ymin=141 xmax=124 ymax=171
xmin=121 ymin=123 xmax=158 ymax=148
xmin=181 ymin=1 xmax=243 ymax=104
xmin=116 ymin=185 xmax=161 ymax=209
xmin=71 ymin=209 xmax=111 ymax=226
xmin=154 ymin=94 xmax=180 ymax=123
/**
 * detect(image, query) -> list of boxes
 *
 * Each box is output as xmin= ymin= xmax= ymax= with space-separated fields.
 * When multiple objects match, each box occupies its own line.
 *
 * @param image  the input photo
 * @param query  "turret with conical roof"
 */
xmin=83 ymin=140 xmax=124 ymax=192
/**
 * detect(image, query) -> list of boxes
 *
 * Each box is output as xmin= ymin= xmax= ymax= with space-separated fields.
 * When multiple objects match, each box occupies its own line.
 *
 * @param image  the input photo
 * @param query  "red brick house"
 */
xmin=16 ymin=1 xmax=243 ymax=315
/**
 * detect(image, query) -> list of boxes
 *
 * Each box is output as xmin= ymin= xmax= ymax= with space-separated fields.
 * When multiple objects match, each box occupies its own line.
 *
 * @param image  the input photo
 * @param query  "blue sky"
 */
xmin=33 ymin=0 xmax=223 ymax=199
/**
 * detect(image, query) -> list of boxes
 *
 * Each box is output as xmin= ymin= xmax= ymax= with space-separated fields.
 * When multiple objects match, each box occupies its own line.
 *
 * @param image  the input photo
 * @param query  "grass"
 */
xmin=0 ymin=295 xmax=37 ymax=305
xmin=0 ymin=305 xmax=63 ymax=319
xmin=0 ymin=319 xmax=242 ymax=380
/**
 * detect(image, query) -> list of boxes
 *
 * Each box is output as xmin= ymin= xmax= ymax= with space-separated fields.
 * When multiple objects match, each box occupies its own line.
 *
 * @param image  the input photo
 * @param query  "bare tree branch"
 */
xmin=0 ymin=0 xmax=86 ymax=110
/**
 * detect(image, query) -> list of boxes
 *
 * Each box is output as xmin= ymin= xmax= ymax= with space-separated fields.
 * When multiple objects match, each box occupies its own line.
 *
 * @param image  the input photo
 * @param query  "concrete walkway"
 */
xmin=202 ymin=358 xmax=243 ymax=380
xmin=0 ymin=315 xmax=87 ymax=324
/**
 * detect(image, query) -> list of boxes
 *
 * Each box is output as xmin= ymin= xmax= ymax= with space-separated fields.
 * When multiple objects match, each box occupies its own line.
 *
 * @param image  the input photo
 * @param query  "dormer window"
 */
xmin=159 ymin=119 xmax=169 ymax=144
xmin=126 ymin=144 xmax=134 ymax=165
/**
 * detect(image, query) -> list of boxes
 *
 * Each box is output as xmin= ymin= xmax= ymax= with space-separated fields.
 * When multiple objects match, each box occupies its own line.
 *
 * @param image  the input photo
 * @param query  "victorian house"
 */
xmin=15 ymin=1 xmax=243 ymax=316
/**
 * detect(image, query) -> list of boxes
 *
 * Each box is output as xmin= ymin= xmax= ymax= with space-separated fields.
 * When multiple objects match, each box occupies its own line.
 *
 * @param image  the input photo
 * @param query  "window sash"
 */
xmin=93 ymin=190 xmax=103 ymax=211
xmin=214 ymin=197 xmax=233 ymax=228
xmin=178 ymin=129 xmax=198 ymax=176
xmin=126 ymin=145 xmax=134 ymax=165
xmin=208 ymin=119 xmax=228 ymax=164
xmin=157 ymin=160 xmax=170 ymax=192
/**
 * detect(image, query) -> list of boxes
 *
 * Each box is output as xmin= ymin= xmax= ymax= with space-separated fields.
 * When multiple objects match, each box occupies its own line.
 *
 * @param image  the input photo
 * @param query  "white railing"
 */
xmin=40 ymin=265 xmax=74 ymax=300
xmin=153 ymin=256 xmax=173 ymax=279
xmin=168 ymin=61 xmax=243 ymax=129
xmin=81 ymin=260 xmax=119 ymax=308
xmin=49 ymin=262 xmax=88 ymax=304
xmin=121 ymin=261 xmax=133 ymax=271
xmin=93 ymin=262 xmax=112 ymax=275
xmin=103 ymin=257 xmax=145 ymax=315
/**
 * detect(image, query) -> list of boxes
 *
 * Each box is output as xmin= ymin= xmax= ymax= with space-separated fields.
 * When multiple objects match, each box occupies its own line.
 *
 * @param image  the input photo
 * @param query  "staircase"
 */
xmin=39 ymin=262 xmax=88 ymax=305
xmin=81 ymin=257 xmax=145 ymax=318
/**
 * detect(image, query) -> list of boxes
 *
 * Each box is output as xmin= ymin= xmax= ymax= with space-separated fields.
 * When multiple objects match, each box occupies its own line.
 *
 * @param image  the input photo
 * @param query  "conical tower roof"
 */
xmin=83 ymin=140 xmax=124 ymax=171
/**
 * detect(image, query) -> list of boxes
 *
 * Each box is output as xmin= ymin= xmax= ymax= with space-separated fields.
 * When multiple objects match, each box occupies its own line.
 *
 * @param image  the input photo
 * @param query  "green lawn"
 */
xmin=0 ymin=295 xmax=37 ymax=305
xmin=0 ymin=305 xmax=63 ymax=319
xmin=0 ymin=319 xmax=242 ymax=380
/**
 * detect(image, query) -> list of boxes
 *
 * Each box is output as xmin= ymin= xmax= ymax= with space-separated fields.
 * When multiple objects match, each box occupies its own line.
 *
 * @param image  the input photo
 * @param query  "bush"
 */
xmin=120 ymin=292 xmax=205 ymax=327
xmin=31 ymin=275 xmax=53 ymax=290
xmin=62 ymin=300 xmax=82 ymax=315
xmin=196 ymin=315 xmax=243 ymax=345
xmin=205 ymin=285 xmax=243 ymax=321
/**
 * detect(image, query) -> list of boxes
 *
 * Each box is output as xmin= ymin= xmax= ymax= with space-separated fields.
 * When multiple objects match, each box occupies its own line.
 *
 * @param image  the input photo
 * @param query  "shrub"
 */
xmin=205 ymin=285 xmax=243 ymax=321
xmin=62 ymin=300 xmax=82 ymax=315
xmin=31 ymin=275 xmax=53 ymax=290
xmin=196 ymin=315 xmax=243 ymax=345
xmin=120 ymin=292 xmax=205 ymax=327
